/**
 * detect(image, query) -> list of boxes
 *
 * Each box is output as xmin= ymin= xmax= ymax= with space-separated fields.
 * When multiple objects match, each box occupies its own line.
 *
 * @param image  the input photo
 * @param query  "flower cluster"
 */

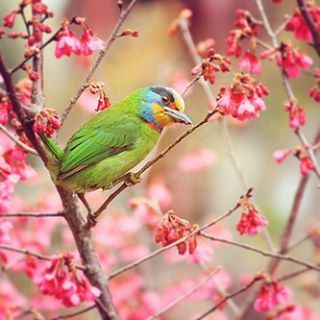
xmin=277 ymin=43 xmax=312 ymax=78
xmin=33 ymin=108 xmax=61 ymax=137
xmin=55 ymin=21 xmax=105 ymax=59
xmin=254 ymin=280 xmax=291 ymax=313
xmin=154 ymin=211 xmax=198 ymax=255
xmin=236 ymin=206 xmax=268 ymax=236
xmin=35 ymin=252 xmax=101 ymax=307
xmin=192 ymin=52 xmax=230 ymax=85
xmin=216 ymin=73 xmax=269 ymax=121
xmin=88 ymin=82 xmax=111 ymax=112
xmin=284 ymin=100 xmax=306 ymax=130
xmin=238 ymin=51 xmax=261 ymax=75
xmin=226 ymin=10 xmax=260 ymax=58
xmin=286 ymin=3 xmax=320 ymax=42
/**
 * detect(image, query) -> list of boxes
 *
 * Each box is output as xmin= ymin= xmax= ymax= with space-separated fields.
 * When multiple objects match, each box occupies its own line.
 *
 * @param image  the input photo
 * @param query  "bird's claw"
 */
xmin=124 ymin=172 xmax=141 ymax=186
xmin=87 ymin=213 xmax=98 ymax=228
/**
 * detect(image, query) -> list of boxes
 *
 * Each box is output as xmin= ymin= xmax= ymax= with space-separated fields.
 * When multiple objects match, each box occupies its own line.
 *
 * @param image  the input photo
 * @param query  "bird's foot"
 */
xmin=124 ymin=172 xmax=141 ymax=186
xmin=86 ymin=213 xmax=98 ymax=228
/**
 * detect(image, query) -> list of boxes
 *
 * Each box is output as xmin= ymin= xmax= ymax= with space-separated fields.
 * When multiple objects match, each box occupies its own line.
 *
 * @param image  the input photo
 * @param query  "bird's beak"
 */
xmin=164 ymin=106 xmax=192 ymax=125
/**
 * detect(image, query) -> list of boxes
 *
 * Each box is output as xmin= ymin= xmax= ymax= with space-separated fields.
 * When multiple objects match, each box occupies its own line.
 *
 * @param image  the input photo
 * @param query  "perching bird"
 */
xmin=41 ymin=85 xmax=192 ymax=213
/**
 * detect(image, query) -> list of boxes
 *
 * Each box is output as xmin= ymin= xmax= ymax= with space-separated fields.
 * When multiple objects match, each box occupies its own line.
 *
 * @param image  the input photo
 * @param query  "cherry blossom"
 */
xmin=284 ymin=100 xmax=306 ymax=129
xmin=254 ymin=280 xmax=291 ymax=312
xmin=55 ymin=29 xmax=81 ymax=58
xmin=277 ymin=44 xmax=313 ymax=78
xmin=80 ymin=29 xmax=105 ymax=56
xmin=34 ymin=252 xmax=101 ymax=307
xmin=155 ymin=211 xmax=198 ymax=255
xmin=33 ymin=108 xmax=61 ymax=137
xmin=147 ymin=181 xmax=172 ymax=209
xmin=238 ymin=51 xmax=262 ymax=75
xmin=299 ymin=156 xmax=314 ymax=176
xmin=272 ymin=149 xmax=292 ymax=164
xmin=217 ymin=73 xmax=268 ymax=121
xmin=179 ymin=148 xmax=216 ymax=172
xmin=236 ymin=207 xmax=268 ymax=236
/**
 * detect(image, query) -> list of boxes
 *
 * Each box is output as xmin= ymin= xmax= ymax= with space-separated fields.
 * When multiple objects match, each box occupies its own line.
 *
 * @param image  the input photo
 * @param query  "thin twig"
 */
xmin=0 ymin=124 xmax=38 ymax=155
xmin=52 ymin=304 xmax=96 ymax=320
xmin=107 ymin=200 xmax=241 ymax=279
xmin=147 ymin=267 xmax=222 ymax=320
xmin=60 ymin=0 xmax=138 ymax=125
xmin=200 ymin=232 xmax=320 ymax=273
xmin=0 ymin=212 xmax=63 ymax=218
xmin=11 ymin=27 xmax=63 ymax=74
xmin=195 ymin=276 xmax=262 ymax=320
xmin=0 ymin=244 xmax=85 ymax=270
xmin=278 ymin=267 xmax=312 ymax=282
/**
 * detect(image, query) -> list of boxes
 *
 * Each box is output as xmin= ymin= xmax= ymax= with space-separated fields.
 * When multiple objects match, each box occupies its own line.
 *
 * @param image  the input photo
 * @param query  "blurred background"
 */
xmin=1 ymin=0 xmax=320 ymax=319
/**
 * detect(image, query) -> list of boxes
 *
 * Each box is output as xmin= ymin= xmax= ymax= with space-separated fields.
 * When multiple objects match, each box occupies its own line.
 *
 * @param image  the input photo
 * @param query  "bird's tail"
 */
xmin=39 ymin=133 xmax=63 ymax=179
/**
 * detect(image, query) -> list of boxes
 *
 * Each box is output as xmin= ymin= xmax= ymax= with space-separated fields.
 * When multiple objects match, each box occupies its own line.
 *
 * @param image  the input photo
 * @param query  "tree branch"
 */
xmin=52 ymin=304 xmax=96 ymax=320
xmin=0 ymin=212 xmax=63 ymax=218
xmin=60 ymin=0 xmax=138 ymax=125
xmin=147 ymin=267 xmax=222 ymax=320
xmin=200 ymin=233 xmax=320 ymax=272
xmin=195 ymin=275 xmax=262 ymax=320
xmin=0 ymin=124 xmax=38 ymax=155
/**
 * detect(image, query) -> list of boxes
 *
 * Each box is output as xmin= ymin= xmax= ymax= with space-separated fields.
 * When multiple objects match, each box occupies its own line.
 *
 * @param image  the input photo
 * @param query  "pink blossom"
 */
xmin=285 ymin=100 xmax=306 ymax=129
xmin=236 ymin=207 xmax=268 ymax=236
xmin=217 ymin=76 xmax=268 ymax=121
xmin=299 ymin=156 xmax=314 ymax=176
xmin=272 ymin=149 xmax=292 ymax=164
xmin=0 ymin=220 xmax=12 ymax=243
xmin=33 ymin=108 xmax=61 ymax=137
xmin=309 ymin=83 xmax=320 ymax=102
xmin=147 ymin=181 xmax=172 ymax=209
xmin=155 ymin=211 xmax=198 ymax=255
xmin=179 ymin=148 xmax=216 ymax=172
xmin=254 ymin=281 xmax=291 ymax=312
xmin=55 ymin=29 xmax=81 ymax=58
xmin=239 ymin=51 xmax=262 ymax=75
xmin=277 ymin=45 xmax=313 ymax=78
xmin=34 ymin=252 xmax=101 ymax=307
xmin=80 ymin=30 xmax=105 ymax=56
xmin=3 ymin=10 xmax=17 ymax=28
xmin=129 ymin=197 xmax=160 ymax=228
xmin=286 ymin=4 xmax=320 ymax=42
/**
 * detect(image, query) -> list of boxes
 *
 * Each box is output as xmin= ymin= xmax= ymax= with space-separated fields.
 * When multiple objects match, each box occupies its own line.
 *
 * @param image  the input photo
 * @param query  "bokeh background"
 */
xmin=1 ymin=0 xmax=320 ymax=319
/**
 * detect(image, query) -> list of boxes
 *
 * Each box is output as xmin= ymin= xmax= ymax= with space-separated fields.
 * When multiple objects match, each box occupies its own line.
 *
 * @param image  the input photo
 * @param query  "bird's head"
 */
xmin=138 ymin=86 xmax=192 ymax=131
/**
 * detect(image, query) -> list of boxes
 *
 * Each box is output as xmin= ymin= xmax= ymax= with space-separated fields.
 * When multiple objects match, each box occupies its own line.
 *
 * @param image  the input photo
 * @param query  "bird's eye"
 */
xmin=161 ymin=96 xmax=169 ymax=104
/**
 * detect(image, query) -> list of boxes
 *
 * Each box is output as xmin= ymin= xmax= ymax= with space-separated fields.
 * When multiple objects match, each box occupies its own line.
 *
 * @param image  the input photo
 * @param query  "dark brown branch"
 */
xmin=60 ymin=0 xmax=138 ymax=125
xmin=296 ymin=0 xmax=320 ymax=56
xmin=0 ymin=212 xmax=63 ymax=218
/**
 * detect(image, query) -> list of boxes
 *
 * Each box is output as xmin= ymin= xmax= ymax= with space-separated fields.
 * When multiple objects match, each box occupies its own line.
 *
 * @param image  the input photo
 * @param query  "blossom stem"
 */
xmin=0 ymin=244 xmax=85 ymax=270
xmin=200 ymin=232 xmax=320 ymax=272
xmin=0 ymin=124 xmax=38 ymax=155
xmin=147 ymin=267 xmax=222 ymax=320
xmin=60 ymin=0 xmax=138 ymax=126
xmin=52 ymin=304 xmax=96 ymax=320
xmin=195 ymin=276 xmax=262 ymax=320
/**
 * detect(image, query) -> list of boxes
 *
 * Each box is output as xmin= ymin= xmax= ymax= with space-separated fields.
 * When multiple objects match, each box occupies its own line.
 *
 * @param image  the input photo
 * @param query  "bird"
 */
xmin=41 ymin=85 xmax=192 ymax=217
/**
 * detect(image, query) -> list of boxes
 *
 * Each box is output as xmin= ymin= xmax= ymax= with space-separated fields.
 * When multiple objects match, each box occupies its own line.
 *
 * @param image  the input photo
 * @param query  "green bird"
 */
xmin=41 ymin=85 xmax=192 ymax=215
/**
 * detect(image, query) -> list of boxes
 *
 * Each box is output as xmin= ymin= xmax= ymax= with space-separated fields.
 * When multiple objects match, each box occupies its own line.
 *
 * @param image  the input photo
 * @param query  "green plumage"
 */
xmin=40 ymin=86 xmax=191 ymax=196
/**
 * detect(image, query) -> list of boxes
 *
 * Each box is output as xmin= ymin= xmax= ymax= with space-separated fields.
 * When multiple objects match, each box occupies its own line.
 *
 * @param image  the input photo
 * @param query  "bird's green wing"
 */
xmin=59 ymin=119 xmax=139 ymax=180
